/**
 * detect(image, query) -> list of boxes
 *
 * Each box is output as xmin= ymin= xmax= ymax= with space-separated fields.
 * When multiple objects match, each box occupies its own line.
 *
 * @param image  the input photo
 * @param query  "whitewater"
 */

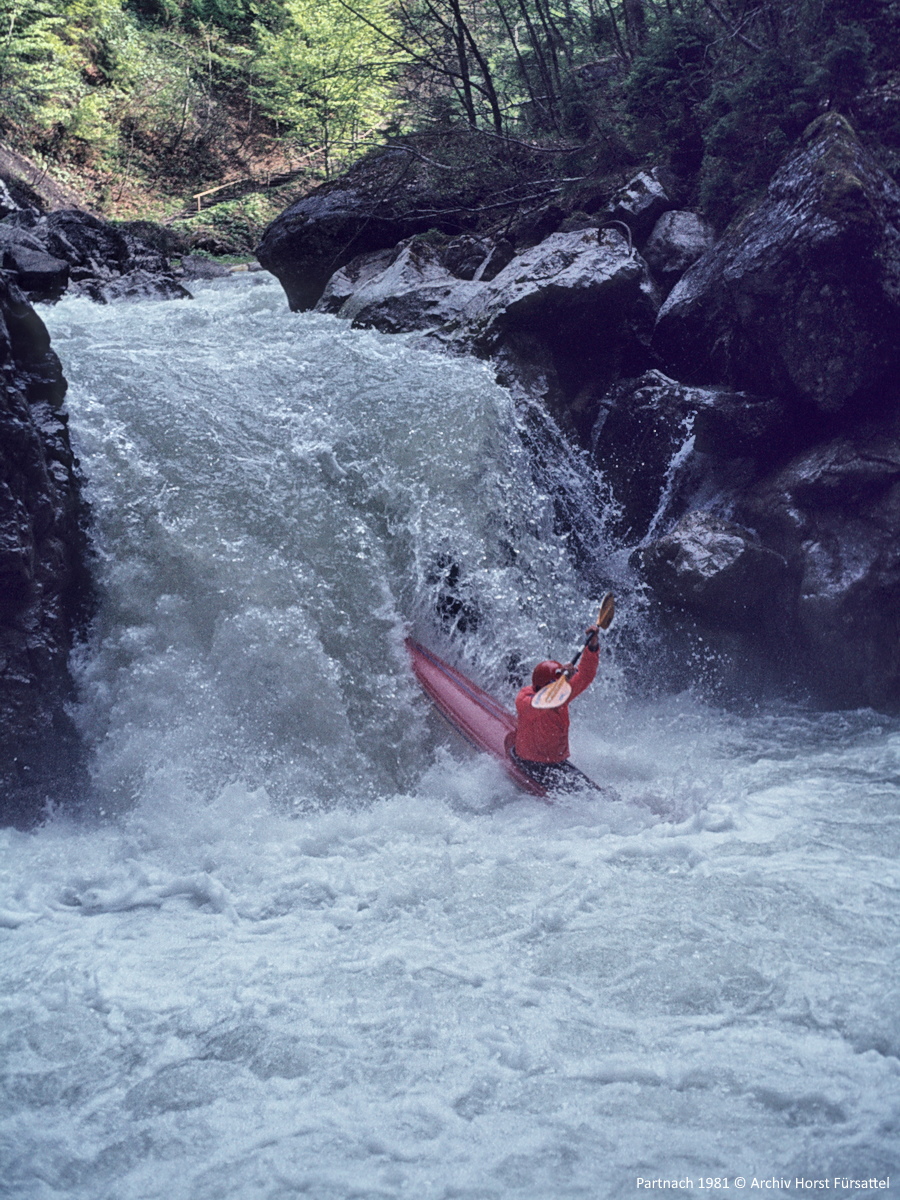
xmin=1 ymin=274 xmax=898 ymax=1199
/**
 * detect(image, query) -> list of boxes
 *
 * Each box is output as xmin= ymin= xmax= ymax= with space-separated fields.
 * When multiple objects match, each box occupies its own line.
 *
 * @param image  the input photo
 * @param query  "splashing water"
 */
xmin=0 ymin=276 xmax=897 ymax=1200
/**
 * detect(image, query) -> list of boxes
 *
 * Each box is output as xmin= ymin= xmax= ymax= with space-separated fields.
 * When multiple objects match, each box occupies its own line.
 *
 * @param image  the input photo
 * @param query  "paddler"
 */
xmin=511 ymin=623 xmax=600 ymax=791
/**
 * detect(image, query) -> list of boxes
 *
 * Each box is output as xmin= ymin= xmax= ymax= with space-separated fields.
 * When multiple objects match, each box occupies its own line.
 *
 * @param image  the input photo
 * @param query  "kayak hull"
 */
xmin=406 ymin=639 xmax=548 ymax=798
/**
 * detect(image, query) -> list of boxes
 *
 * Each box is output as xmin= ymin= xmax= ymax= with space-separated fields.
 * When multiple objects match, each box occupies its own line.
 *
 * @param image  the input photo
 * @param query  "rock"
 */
xmin=598 ymin=169 xmax=672 ymax=245
xmin=315 ymin=247 xmax=396 ymax=315
xmin=639 ymin=511 xmax=788 ymax=627
xmin=642 ymin=210 xmax=715 ymax=290
xmin=508 ymin=204 xmax=567 ymax=249
xmin=431 ymin=227 xmax=659 ymax=439
xmin=0 ymin=272 xmax=91 ymax=827
xmin=0 ymin=179 xmax=23 ymax=220
xmin=591 ymin=370 xmax=708 ymax=543
xmin=653 ymin=113 xmax=900 ymax=418
xmin=476 ymin=237 xmax=515 ymax=282
xmin=317 ymin=237 xmax=480 ymax=334
xmin=4 ymin=210 xmax=190 ymax=303
xmin=442 ymin=234 xmax=491 ymax=280
xmin=691 ymin=388 xmax=803 ymax=462
xmin=178 ymin=254 xmax=232 ymax=281
xmin=0 ymin=226 xmax=69 ymax=302
xmin=451 ymin=228 xmax=658 ymax=352
xmin=737 ymin=434 xmax=900 ymax=707
xmin=314 ymin=227 xmax=659 ymax=441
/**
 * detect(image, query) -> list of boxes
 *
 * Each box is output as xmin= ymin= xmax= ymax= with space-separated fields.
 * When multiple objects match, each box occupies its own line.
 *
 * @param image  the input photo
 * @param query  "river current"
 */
xmin=1 ymin=275 xmax=898 ymax=1199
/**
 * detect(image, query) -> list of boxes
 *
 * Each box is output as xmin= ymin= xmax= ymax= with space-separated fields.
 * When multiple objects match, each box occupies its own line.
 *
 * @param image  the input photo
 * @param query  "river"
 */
xmin=1 ymin=275 xmax=897 ymax=1199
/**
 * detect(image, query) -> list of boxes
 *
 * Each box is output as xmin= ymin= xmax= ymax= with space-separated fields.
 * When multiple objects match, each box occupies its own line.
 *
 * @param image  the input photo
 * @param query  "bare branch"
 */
xmin=702 ymin=0 xmax=762 ymax=53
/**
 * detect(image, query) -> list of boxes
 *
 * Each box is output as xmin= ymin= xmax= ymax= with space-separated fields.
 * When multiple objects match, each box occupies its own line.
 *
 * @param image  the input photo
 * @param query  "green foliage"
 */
xmin=0 ymin=0 xmax=896 ymax=237
xmin=623 ymin=13 xmax=713 ymax=174
xmin=170 ymin=188 xmax=286 ymax=249
xmin=250 ymin=0 xmax=404 ymax=172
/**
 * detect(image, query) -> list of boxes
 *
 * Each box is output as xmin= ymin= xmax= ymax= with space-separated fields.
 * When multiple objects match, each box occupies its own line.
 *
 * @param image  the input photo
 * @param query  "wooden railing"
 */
xmin=190 ymin=130 xmax=381 ymax=212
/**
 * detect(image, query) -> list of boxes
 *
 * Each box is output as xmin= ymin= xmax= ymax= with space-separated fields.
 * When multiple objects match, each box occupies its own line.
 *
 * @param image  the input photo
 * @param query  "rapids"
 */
xmin=1 ymin=275 xmax=897 ymax=1199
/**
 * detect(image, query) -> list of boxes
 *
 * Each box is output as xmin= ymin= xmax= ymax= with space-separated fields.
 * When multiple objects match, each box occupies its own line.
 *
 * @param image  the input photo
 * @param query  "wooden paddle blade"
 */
xmin=596 ymin=592 xmax=615 ymax=630
xmin=531 ymin=674 xmax=572 ymax=709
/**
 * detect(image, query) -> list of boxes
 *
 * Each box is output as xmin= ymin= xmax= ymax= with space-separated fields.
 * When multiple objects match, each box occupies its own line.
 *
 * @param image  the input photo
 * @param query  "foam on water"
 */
xmin=0 ymin=277 xmax=897 ymax=1199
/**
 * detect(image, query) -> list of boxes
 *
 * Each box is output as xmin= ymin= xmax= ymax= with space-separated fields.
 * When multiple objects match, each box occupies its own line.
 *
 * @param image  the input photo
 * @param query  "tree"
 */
xmin=251 ymin=0 xmax=403 ymax=172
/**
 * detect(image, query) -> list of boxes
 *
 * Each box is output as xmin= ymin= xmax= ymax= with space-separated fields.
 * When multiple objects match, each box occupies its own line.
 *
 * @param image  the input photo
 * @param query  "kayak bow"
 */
xmin=406 ymin=639 xmax=548 ymax=798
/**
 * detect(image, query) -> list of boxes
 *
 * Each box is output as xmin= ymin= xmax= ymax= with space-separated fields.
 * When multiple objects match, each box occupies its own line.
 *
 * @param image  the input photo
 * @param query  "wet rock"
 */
xmin=642 ymin=210 xmax=715 ymax=290
xmin=0 ymin=226 xmax=69 ymax=302
xmin=0 ymin=176 xmax=41 ymax=221
xmin=257 ymin=148 xmax=486 ymax=311
xmin=508 ymin=203 xmax=567 ymax=249
xmin=442 ymin=234 xmax=490 ymax=280
xmin=449 ymin=228 xmax=657 ymax=352
xmin=3 ymin=210 xmax=189 ymax=303
xmin=737 ymin=434 xmax=900 ymax=707
xmin=433 ymin=227 xmax=660 ymax=441
xmin=653 ymin=113 xmax=900 ymax=417
xmin=178 ymin=254 xmax=231 ymax=281
xmin=315 ymin=247 xmax=395 ymax=315
xmin=691 ymin=387 xmax=806 ymax=463
xmin=639 ymin=511 xmax=788 ymax=627
xmin=591 ymin=370 xmax=706 ymax=543
xmin=434 ymin=232 xmax=515 ymax=282
xmin=317 ymin=237 xmax=480 ymax=334
xmin=316 ymin=227 xmax=658 ymax=441
xmin=0 ymin=273 xmax=91 ymax=828
xmin=597 ymin=169 xmax=672 ymax=245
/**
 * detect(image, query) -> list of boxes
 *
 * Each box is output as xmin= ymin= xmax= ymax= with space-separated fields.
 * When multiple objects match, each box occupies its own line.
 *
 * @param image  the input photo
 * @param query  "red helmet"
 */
xmin=532 ymin=660 xmax=563 ymax=690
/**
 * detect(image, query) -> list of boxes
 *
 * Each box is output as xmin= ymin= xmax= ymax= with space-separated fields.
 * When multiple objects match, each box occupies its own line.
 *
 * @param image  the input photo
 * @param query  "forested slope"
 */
xmin=1 ymin=0 xmax=897 ymax=246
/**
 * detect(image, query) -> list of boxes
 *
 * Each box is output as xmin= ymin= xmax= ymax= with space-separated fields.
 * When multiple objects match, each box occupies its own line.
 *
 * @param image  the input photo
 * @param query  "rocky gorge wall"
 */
xmin=0 ymin=271 xmax=91 ymax=826
xmin=259 ymin=113 xmax=900 ymax=709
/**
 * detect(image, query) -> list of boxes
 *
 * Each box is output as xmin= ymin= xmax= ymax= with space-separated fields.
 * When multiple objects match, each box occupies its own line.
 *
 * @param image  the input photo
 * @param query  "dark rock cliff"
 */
xmin=653 ymin=113 xmax=900 ymax=423
xmin=640 ymin=114 xmax=900 ymax=707
xmin=0 ymin=272 xmax=91 ymax=826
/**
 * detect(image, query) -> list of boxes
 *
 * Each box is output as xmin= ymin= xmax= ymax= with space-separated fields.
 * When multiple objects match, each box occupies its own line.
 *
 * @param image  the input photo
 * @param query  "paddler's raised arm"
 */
xmin=566 ymin=625 xmax=600 ymax=699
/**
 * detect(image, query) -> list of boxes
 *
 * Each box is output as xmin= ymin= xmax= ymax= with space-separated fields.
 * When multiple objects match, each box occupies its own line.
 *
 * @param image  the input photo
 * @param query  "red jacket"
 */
xmin=514 ymin=646 xmax=598 ymax=763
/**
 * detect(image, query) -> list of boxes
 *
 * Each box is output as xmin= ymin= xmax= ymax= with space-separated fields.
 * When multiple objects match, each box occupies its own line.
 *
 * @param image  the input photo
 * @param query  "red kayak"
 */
xmin=406 ymin=638 xmax=548 ymax=798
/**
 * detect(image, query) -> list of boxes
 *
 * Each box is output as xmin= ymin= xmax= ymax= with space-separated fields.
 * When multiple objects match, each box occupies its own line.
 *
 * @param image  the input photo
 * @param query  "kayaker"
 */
xmin=511 ymin=624 xmax=600 ymax=790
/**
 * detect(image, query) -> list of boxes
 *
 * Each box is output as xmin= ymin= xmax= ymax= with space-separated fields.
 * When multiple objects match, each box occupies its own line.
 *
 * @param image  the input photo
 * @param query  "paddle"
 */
xmin=531 ymin=592 xmax=615 ymax=710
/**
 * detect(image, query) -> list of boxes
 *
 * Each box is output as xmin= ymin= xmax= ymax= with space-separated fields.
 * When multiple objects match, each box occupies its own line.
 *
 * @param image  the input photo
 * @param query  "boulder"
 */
xmin=0 ymin=178 xmax=27 ymax=220
xmin=591 ymin=371 xmax=708 ymax=543
xmin=315 ymin=247 xmax=396 ymax=315
xmin=178 ymin=253 xmax=232 ymax=281
xmin=639 ymin=511 xmax=788 ymax=627
xmin=0 ymin=225 xmax=69 ymax=302
xmin=737 ymin=434 xmax=900 ymax=707
xmin=0 ymin=272 xmax=91 ymax=827
xmin=313 ymin=227 xmax=659 ymax=441
xmin=256 ymin=148 xmax=488 ymax=311
xmin=430 ymin=227 xmax=659 ymax=439
xmin=597 ymin=170 xmax=673 ymax=245
xmin=448 ymin=228 xmax=658 ymax=350
xmin=316 ymin=238 xmax=480 ymax=334
xmin=691 ymin=387 xmax=806 ymax=463
xmin=653 ymin=113 xmax=900 ymax=418
xmin=642 ymin=210 xmax=715 ymax=290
